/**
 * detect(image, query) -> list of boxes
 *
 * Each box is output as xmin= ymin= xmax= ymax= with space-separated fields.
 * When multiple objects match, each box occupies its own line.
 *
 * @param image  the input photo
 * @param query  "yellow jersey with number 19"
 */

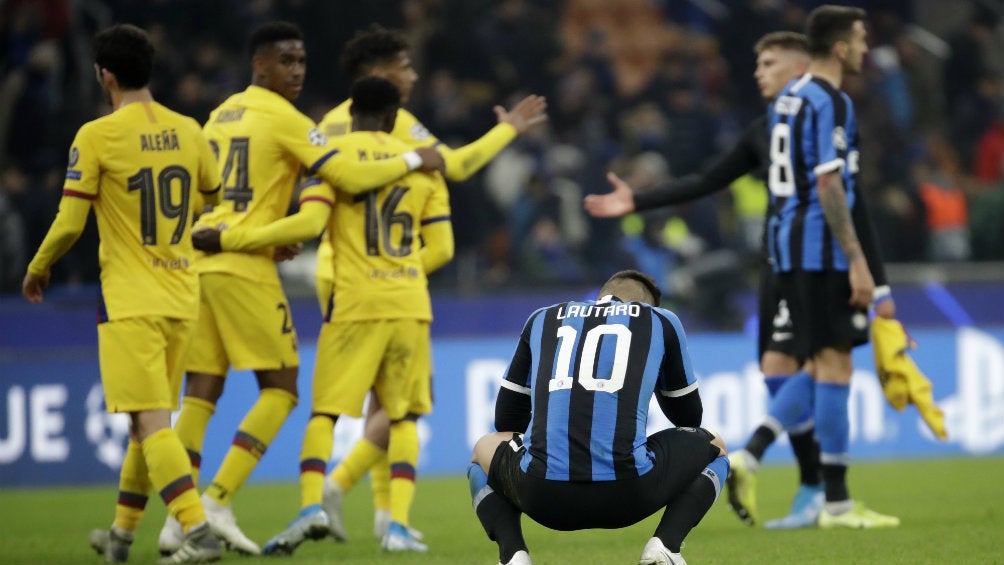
xmin=302 ymin=130 xmax=451 ymax=322
xmin=59 ymin=101 xmax=220 ymax=321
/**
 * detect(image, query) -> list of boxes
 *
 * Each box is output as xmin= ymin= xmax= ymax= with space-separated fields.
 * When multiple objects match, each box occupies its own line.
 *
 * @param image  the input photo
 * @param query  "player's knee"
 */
xmin=255 ymin=367 xmax=299 ymax=397
xmin=760 ymin=351 xmax=800 ymax=375
xmin=472 ymin=431 xmax=511 ymax=467
xmin=706 ymin=429 xmax=727 ymax=458
xmin=184 ymin=372 xmax=225 ymax=403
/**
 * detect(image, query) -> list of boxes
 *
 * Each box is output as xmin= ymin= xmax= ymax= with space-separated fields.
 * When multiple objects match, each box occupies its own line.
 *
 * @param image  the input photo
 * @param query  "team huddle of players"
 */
xmin=23 ymin=4 xmax=902 ymax=565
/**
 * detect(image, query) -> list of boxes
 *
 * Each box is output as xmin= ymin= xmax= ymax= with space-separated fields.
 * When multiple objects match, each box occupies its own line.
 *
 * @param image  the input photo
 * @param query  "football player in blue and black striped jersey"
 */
xmin=467 ymin=270 xmax=729 ymax=565
xmin=763 ymin=5 xmax=898 ymax=530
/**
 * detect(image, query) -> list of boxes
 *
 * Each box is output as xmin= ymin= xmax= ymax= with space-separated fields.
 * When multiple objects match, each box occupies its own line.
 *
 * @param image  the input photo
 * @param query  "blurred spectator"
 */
xmin=915 ymin=136 xmax=971 ymax=262
xmin=2 ymin=0 xmax=1003 ymax=324
xmin=0 ymin=166 xmax=26 ymax=292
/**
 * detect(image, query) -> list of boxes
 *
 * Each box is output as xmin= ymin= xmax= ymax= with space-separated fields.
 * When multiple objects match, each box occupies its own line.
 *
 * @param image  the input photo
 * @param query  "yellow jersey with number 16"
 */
xmin=302 ymin=130 xmax=451 ymax=322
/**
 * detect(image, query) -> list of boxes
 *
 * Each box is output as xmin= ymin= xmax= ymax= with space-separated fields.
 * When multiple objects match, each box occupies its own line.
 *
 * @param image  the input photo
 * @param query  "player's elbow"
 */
xmin=424 ymin=244 xmax=454 ymax=274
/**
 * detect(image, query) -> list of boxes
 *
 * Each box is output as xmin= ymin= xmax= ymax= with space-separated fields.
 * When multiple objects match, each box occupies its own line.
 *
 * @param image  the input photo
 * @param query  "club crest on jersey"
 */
xmin=852 ymin=312 xmax=868 ymax=330
xmin=68 ymin=147 xmax=79 ymax=166
xmin=832 ymin=126 xmax=847 ymax=150
xmin=774 ymin=95 xmax=802 ymax=116
xmin=307 ymin=127 xmax=327 ymax=146
xmin=410 ymin=123 xmax=431 ymax=141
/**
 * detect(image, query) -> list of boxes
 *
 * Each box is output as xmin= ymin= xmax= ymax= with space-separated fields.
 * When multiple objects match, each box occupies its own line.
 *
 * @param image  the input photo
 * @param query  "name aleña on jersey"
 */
xmin=140 ymin=129 xmax=181 ymax=152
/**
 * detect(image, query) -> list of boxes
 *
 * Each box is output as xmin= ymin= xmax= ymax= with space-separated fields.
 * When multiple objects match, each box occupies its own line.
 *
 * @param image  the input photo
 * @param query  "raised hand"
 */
xmin=583 ymin=172 xmax=637 ymax=218
xmin=494 ymin=94 xmax=548 ymax=134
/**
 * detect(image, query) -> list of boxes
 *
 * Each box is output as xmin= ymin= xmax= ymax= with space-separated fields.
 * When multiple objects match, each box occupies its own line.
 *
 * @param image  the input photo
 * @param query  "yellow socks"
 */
xmin=388 ymin=420 xmax=419 ymax=526
xmin=331 ymin=438 xmax=385 ymax=492
xmin=113 ymin=440 xmax=150 ymax=532
xmin=174 ymin=396 xmax=215 ymax=487
xmin=142 ymin=428 xmax=204 ymax=530
xmin=299 ymin=415 xmax=335 ymax=509
xmin=206 ymin=388 xmax=296 ymax=505
xmin=369 ymin=452 xmax=391 ymax=512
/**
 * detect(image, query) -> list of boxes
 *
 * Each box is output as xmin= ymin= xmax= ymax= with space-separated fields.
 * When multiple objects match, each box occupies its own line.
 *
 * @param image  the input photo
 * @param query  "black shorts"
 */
xmin=487 ymin=428 xmax=721 ymax=532
xmin=774 ymin=270 xmax=869 ymax=359
xmin=758 ymin=261 xmax=799 ymax=361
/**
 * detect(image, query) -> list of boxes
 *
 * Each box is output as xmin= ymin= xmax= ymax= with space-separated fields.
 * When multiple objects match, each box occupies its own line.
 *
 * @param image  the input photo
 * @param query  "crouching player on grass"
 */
xmin=467 ymin=270 xmax=729 ymax=565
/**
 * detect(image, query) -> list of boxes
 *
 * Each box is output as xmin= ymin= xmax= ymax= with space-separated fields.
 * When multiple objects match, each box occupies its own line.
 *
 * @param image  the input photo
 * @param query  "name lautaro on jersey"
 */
xmin=556 ymin=303 xmax=642 ymax=319
xmin=140 ymin=129 xmax=180 ymax=152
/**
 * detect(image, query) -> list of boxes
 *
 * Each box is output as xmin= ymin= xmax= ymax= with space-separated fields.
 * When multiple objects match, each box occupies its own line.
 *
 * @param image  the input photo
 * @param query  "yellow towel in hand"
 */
xmin=871 ymin=317 xmax=948 ymax=440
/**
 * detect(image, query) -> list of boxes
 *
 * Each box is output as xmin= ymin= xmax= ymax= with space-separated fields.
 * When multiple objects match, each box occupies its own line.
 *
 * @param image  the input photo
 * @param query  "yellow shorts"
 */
xmin=186 ymin=273 xmax=299 ymax=375
xmin=98 ymin=316 xmax=195 ymax=413
xmin=313 ymin=318 xmax=431 ymax=419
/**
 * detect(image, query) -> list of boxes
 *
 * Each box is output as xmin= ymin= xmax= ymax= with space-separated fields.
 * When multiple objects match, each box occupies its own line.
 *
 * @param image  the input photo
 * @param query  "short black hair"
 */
xmin=349 ymin=76 xmax=401 ymax=118
xmin=754 ymin=31 xmax=809 ymax=55
xmin=340 ymin=24 xmax=409 ymax=79
xmin=93 ymin=24 xmax=154 ymax=89
xmin=248 ymin=21 xmax=303 ymax=58
xmin=600 ymin=269 xmax=662 ymax=305
xmin=806 ymin=5 xmax=867 ymax=58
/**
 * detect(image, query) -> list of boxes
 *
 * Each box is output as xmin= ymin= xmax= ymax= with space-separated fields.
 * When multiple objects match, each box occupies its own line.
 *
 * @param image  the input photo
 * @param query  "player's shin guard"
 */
xmin=815 ymin=382 xmax=851 ymax=502
xmin=142 ymin=428 xmax=205 ymax=531
xmin=388 ymin=420 xmax=419 ymax=527
xmin=467 ymin=463 xmax=527 ymax=564
xmin=113 ymin=440 xmax=151 ymax=532
xmin=655 ymin=455 xmax=729 ymax=552
xmin=299 ymin=415 xmax=336 ymax=509
xmin=768 ymin=370 xmax=814 ymax=430
xmin=207 ymin=388 xmax=296 ymax=505
xmin=331 ymin=438 xmax=385 ymax=493
xmin=174 ymin=396 xmax=215 ymax=487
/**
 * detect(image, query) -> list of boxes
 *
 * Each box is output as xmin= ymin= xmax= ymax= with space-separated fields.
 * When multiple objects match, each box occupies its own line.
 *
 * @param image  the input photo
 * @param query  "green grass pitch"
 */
xmin=2 ymin=456 xmax=1002 ymax=565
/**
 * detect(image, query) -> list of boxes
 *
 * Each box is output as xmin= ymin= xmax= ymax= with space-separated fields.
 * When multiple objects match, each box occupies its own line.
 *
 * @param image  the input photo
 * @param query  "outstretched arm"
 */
xmin=584 ymin=117 xmax=764 ymax=217
xmin=438 ymin=94 xmax=547 ymax=181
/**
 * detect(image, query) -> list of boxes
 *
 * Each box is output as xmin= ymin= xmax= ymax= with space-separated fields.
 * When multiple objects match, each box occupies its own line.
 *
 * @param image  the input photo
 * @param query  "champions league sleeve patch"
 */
xmin=832 ymin=126 xmax=847 ymax=151
xmin=409 ymin=123 xmax=432 ymax=141
xmin=308 ymin=127 xmax=328 ymax=146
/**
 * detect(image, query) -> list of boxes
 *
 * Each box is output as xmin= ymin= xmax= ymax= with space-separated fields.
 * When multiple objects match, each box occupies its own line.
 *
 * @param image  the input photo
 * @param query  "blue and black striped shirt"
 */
xmin=766 ymin=74 xmax=860 ymax=272
xmin=498 ymin=295 xmax=699 ymax=482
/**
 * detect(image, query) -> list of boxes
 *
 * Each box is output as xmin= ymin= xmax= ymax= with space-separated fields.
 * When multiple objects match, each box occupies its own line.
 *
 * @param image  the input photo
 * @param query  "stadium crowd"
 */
xmin=2 ymin=0 xmax=1003 ymax=310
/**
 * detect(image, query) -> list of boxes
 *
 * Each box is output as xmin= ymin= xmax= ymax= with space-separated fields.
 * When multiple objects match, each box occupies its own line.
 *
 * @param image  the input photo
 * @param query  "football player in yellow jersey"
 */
xmin=22 ymin=24 xmax=222 ymax=564
xmin=315 ymin=24 xmax=548 ymax=542
xmin=193 ymin=76 xmax=452 ymax=555
xmin=156 ymin=22 xmax=445 ymax=557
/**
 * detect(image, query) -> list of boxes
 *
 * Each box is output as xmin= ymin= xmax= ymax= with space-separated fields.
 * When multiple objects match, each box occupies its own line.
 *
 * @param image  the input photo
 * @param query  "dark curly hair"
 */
xmin=340 ymin=24 xmax=409 ymax=79
xmin=349 ymin=77 xmax=401 ymax=119
xmin=93 ymin=24 xmax=154 ymax=89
